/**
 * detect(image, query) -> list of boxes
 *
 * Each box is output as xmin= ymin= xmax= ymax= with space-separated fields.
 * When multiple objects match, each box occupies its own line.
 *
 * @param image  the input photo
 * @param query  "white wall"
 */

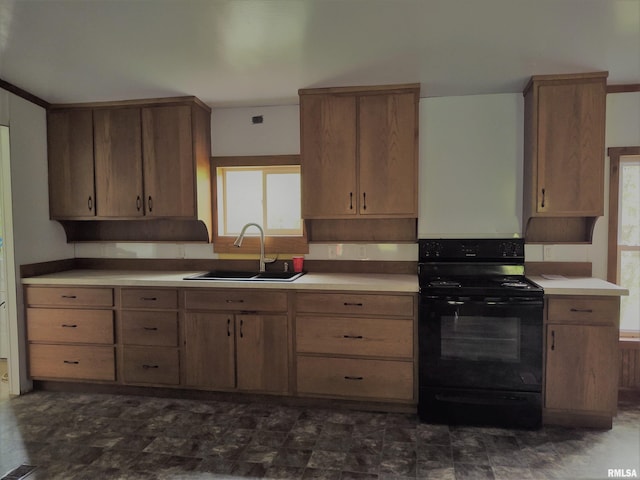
xmin=211 ymin=104 xmax=300 ymax=156
xmin=418 ymin=94 xmax=523 ymax=238
xmin=1 ymin=88 xmax=74 ymax=392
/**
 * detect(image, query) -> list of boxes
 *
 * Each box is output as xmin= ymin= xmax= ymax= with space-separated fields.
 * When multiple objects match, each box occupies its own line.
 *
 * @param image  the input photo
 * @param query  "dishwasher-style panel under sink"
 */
xmin=184 ymin=270 xmax=305 ymax=282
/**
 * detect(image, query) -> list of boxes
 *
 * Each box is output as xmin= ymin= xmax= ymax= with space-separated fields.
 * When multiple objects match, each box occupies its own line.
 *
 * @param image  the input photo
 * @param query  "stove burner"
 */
xmin=429 ymin=280 xmax=461 ymax=288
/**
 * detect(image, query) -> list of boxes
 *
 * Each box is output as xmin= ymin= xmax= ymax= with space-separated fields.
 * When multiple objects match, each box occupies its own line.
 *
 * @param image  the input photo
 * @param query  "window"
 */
xmin=608 ymin=148 xmax=640 ymax=337
xmin=212 ymin=155 xmax=307 ymax=253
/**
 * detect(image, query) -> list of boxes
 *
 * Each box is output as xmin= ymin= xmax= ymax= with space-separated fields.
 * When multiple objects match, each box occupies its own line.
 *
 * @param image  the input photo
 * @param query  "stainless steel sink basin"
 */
xmin=184 ymin=270 xmax=305 ymax=282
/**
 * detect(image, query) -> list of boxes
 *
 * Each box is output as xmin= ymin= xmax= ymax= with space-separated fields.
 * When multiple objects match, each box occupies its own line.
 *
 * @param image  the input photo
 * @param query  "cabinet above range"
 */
xmin=47 ymin=96 xmax=212 ymax=242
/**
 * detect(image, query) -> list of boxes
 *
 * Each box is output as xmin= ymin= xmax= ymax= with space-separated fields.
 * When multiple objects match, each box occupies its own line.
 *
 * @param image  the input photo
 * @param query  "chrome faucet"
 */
xmin=233 ymin=223 xmax=275 ymax=272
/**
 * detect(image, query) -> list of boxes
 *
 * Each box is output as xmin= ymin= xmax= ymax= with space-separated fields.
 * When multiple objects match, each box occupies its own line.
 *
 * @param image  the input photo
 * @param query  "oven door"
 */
xmin=419 ymin=294 xmax=543 ymax=392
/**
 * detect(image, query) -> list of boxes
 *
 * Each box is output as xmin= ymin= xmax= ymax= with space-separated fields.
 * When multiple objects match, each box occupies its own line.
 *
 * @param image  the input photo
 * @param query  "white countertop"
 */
xmin=528 ymin=275 xmax=629 ymax=296
xmin=21 ymin=270 xmax=419 ymax=293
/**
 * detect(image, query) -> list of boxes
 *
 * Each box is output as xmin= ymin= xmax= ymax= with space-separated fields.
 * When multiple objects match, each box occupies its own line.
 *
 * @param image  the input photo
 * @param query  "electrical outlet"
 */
xmin=328 ymin=246 xmax=337 ymax=259
xmin=358 ymin=245 xmax=367 ymax=259
xmin=543 ymin=245 xmax=554 ymax=261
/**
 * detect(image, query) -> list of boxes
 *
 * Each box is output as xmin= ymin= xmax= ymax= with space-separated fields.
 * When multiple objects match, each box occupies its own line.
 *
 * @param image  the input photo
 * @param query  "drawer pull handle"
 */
xmin=343 ymin=335 xmax=364 ymax=339
xmin=344 ymin=376 xmax=364 ymax=381
xmin=63 ymin=360 xmax=79 ymax=365
xmin=143 ymin=327 xmax=158 ymax=331
xmin=142 ymin=364 xmax=159 ymax=369
xmin=61 ymin=324 xmax=78 ymax=328
xmin=551 ymin=330 xmax=555 ymax=351
xmin=141 ymin=297 xmax=158 ymax=301
xmin=61 ymin=295 xmax=77 ymax=299
xmin=570 ymin=308 xmax=593 ymax=313
xmin=240 ymin=319 xmax=244 ymax=338
xmin=227 ymin=318 xmax=231 ymax=337
xmin=344 ymin=302 xmax=363 ymax=307
xmin=226 ymin=299 xmax=244 ymax=304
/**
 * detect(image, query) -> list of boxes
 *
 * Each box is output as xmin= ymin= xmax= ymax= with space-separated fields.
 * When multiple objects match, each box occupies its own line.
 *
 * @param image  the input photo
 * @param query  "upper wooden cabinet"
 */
xmin=47 ymin=109 xmax=96 ymax=218
xmin=523 ymin=72 xmax=607 ymax=242
xmin=47 ymin=97 xmax=212 ymax=236
xmin=299 ymin=84 xmax=420 ymax=219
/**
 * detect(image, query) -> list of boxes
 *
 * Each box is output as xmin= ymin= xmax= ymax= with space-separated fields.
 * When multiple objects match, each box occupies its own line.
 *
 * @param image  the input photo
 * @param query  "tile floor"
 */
xmin=0 ymin=390 xmax=638 ymax=480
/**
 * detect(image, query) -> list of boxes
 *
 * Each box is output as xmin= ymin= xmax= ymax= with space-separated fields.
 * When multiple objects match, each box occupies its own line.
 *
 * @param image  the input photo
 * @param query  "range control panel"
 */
xmin=419 ymin=238 xmax=525 ymax=261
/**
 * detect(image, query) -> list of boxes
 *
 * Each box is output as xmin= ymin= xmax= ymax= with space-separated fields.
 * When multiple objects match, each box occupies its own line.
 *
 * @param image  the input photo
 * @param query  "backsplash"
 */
xmin=73 ymin=242 xmax=418 ymax=262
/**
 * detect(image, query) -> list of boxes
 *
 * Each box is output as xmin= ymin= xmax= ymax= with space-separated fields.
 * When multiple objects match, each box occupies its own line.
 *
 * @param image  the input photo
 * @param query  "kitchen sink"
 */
xmin=184 ymin=270 xmax=305 ymax=282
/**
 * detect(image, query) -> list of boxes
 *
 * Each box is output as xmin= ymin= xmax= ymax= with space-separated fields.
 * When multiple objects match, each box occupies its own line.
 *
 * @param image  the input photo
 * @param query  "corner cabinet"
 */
xmin=544 ymin=296 xmax=620 ymax=429
xmin=47 ymin=97 xmax=212 ymax=238
xmin=522 ymin=72 xmax=608 ymax=243
xmin=299 ymin=84 xmax=420 ymax=219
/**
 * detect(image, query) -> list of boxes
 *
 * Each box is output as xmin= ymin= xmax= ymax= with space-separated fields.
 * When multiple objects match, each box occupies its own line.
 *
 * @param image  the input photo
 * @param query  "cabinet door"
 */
xmin=94 ymin=108 xmax=144 ymax=217
xmin=183 ymin=313 xmax=235 ymax=389
xmin=545 ymin=324 xmax=618 ymax=414
xmin=358 ymin=93 xmax=418 ymax=216
xmin=142 ymin=105 xmax=196 ymax=218
xmin=236 ymin=315 xmax=288 ymax=393
xmin=300 ymin=94 xmax=357 ymax=218
xmin=47 ymin=109 xmax=96 ymax=218
xmin=536 ymin=81 xmax=605 ymax=216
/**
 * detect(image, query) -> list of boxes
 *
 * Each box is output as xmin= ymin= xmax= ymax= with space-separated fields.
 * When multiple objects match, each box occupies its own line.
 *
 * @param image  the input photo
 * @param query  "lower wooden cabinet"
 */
xmin=122 ymin=346 xmax=180 ymax=385
xmin=29 ymin=344 xmax=115 ymax=381
xmin=297 ymin=356 xmax=413 ymax=401
xmin=25 ymin=286 xmax=116 ymax=382
xmin=544 ymin=295 xmax=620 ymax=428
xmin=294 ymin=291 xmax=416 ymax=403
xmin=183 ymin=288 xmax=289 ymax=394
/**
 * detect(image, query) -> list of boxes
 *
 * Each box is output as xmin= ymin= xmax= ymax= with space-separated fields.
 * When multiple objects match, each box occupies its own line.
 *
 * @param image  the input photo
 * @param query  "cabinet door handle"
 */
xmin=551 ymin=330 xmax=555 ymax=351
xmin=136 ymin=195 xmax=142 ymax=211
xmin=142 ymin=364 xmax=159 ymax=369
xmin=141 ymin=297 xmax=157 ymax=302
xmin=541 ymin=188 xmax=546 ymax=208
xmin=148 ymin=196 xmax=153 ymax=213
xmin=362 ymin=192 xmax=367 ymax=210
xmin=344 ymin=376 xmax=364 ymax=381
xmin=240 ymin=319 xmax=244 ymax=338
xmin=88 ymin=196 xmax=93 ymax=211
xmin=227 ymin=318 xmax=231 ymax=337
xmin=61 ymin=324 xmax=78 ymax=328
xmin=349 ymin=192 xmax=353 ymax=210
xmin=225 ymin=299 xmax=244 ymax=304
xmin=570 ymin=308 xmax=593 ymax=313
xmin=143 ymin=327 xmax=158 ymax=331
xmin=61 ymin=295 xmax=77 ymax=299
xmin=344 ymin=302 xmax=363 ymax=307
xmin=343 ymin=335 xmax=363 ymax=339
xmin=63 ymin=360 xmax=79 ymax=365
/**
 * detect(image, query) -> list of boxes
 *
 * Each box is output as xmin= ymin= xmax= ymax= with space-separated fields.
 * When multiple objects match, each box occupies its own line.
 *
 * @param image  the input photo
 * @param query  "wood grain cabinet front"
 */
xmin=544 ymin=295 xmax=620 ymax=428
xmin=522 ymin=72 xmax=607 ymax=242
xmin=120 ymin=287 xmax=180 ymax=386
xmin=25 ymin=286 xmax=116 ymax=382
xmin=182 ymin=290 xmax=289 ymax=394
xmin=294 ymin=291 xmax=416 ymax=403
xmin=299 ymin=84 xmax=420 ymax=219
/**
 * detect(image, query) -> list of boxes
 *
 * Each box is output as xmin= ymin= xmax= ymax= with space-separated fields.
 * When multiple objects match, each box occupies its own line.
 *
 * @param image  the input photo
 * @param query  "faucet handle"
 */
xmin=284 ymin=262 xmax=289 ymax=272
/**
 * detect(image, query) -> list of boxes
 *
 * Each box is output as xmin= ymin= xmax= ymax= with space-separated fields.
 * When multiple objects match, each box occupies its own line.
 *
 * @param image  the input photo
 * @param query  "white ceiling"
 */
xmin=0 ymin=0 xmax=638 ymax=107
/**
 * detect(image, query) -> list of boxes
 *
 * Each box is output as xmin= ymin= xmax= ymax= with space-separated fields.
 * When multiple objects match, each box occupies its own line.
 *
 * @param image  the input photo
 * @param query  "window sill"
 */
xmin=213 ymin=235 xmax=309 ymax=254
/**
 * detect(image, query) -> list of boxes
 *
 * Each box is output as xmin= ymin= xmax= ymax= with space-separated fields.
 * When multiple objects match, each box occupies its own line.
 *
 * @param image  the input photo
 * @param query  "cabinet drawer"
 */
xmin=27 ymin=309 xmax=114 ymax=344
xmin=121 ymin=288 xmax=178 ymax=309
xmin=121 ymin=311 xmax=178 ymax=346
xmin=296 ymin=356 xmax=413 ymax=401
xmin=29 ymin=344 xmax=115 ymax=381
xmin=26 ymin=286 xmax=113 ymax=307
xmin=122 ymin=347 xmax=179 ymax=385
xmin=185 ymin=289 xmax=287 ymax=312
xmin=296 ymin=316 xmax=413 ymax=358
xmin=547 ymin=297 xmax=619 ymax=325
xmin=296 ymin=293 xmax=414 ymax=317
